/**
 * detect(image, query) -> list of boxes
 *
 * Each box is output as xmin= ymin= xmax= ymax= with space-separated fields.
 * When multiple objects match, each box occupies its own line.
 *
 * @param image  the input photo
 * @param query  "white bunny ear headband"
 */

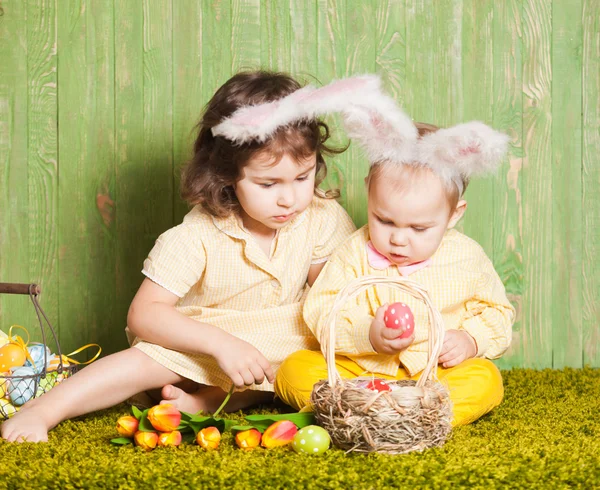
xmin=212 ymin=75 xmax=509 ymax=196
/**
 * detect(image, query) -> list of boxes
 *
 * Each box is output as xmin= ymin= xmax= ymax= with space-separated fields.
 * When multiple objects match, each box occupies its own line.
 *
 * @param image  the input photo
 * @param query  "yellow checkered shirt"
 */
xmin=131 ymin=197 xmax=356 ymax=391
xmin=303 ymin=226 xmax=515 ymax=376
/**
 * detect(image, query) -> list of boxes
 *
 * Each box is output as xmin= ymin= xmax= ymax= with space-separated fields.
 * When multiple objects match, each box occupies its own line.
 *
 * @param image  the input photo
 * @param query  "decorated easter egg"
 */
xmin=0 ymin=374 xmax=8 ymax=398
xmin=0 ymin=397 xmax=19 ymax=418
xmin=47 ymin=354 xmax=70 ymax=373
xmin=384 ymin=302 xmax=415 ymax=339
xmin=366 ymin=379 xmax=392 ymax=393
xmin=0 ymin=343 xmax=27 ymax=371
xmin=9 ymin=366 xmax=37 ymax=406
xmin=25 ymin=344 xmax=52 ymax=373
xmin=292 ymin=425 xmax=331 ymax=454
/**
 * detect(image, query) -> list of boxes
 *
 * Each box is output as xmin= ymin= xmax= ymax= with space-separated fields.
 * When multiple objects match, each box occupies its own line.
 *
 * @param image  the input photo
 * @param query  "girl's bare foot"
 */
xmin=1 ymin=406 xmax=54 ymax=443
xmin=160 ymin=384 xmax=215 ymax=413
xmin=160 ymin=384 xmax=274 ymax=413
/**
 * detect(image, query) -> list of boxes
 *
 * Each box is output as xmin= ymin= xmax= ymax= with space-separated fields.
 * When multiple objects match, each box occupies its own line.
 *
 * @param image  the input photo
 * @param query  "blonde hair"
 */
xmin=366 ymin=122 xmax=467 ymax=211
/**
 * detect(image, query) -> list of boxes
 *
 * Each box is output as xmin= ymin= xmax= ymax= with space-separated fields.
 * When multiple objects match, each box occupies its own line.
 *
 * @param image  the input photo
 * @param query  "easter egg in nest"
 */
xmin=0 ymin=398 xmax=19 ymax=418
xmin=0 ymin=343 xmax=27 ymax=372
xmin=9 ymin=366 xmax=37 ymax=406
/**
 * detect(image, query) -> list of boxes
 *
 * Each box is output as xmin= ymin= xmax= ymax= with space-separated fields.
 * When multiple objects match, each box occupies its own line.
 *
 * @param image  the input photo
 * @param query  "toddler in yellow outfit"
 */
xmin=275 ymin=82 xmax=516 ymax=427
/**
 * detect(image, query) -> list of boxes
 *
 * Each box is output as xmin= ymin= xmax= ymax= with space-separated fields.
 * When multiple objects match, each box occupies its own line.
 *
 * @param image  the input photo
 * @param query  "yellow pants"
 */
xmin=274 ymin=350 xmax=504 ymax=427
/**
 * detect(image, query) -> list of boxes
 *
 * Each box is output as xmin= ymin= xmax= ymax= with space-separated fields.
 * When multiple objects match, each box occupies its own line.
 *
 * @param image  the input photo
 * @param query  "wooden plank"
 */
xmin=290 ymin=0 xmax=317 ymax=79
xmin=405 ymin=1 xmax=435 ymax=125
xmin=551 ymin=0 xmax=583 ymax=368
xmin=0 ymin=0 xmax=31 ymax=328
xmin=231 ymin=0 xmax=261 ymax=72
xmin=173 ymin=1 xmax=202 ymax=224
xmin=26 ymin=0 xmax=59 ymax=347
xmin=261 ymin=0 xmax=290 ymax=72
xmin=492 ymin=0 xmax=525 ymax=370
xmin=57 ymin=1 xmax=116 ymax=355
xmin=201 ymin=0 xmax=232 ymax=106
xmin=521 ymin=0 xmax=553 ymax=368
xmin=343 ymin=0 xmax=376 ymax=227
xmin=461 ymin=0 xmax=494 ymax=257
xmin=582 ymin=0 xmax=600 ymax=367
xmin=114 ymin=0 xmax=145 ymax=350
xmin=143 ymin=0 xmax=174 ymax=241
xmin=374 ymin=0 xmax=406 ymax=105
xmin=432 ymin=0 xmax=463 ymax=126
xmin=316 ymin=0 xmax=347 ymax=203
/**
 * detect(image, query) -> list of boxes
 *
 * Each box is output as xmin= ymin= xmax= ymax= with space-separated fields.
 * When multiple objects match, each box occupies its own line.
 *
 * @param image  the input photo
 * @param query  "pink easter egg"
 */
xmin=383 ymin=302 xmax=415 ymax=339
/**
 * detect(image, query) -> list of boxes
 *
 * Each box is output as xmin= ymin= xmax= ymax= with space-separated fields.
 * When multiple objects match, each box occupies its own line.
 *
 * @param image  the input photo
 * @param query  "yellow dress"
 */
xmin=274 ymin=225 xmax=515 ymax=425
xmin=129 ymin=197 xmax=356 ymax=392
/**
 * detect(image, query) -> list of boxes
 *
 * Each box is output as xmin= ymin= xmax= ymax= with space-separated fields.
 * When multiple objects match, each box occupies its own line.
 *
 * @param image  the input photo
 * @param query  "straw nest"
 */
xmin=311 ymin=276 xmax=453 ymax=454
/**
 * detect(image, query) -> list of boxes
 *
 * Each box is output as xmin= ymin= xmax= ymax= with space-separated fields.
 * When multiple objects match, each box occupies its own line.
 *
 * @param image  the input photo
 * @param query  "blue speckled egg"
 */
xmin=9 ymin=366 xmax=37 ymax=406
xmin=25 ymin=344 xmax=52 ymax=373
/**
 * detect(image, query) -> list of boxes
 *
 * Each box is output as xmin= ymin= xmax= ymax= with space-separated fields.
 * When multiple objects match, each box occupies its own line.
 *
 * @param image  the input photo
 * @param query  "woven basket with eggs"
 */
xmin=310 ymin=276 xmax=453 ymax=454
xmin=0 ymin=283 xmax=77 ymax=419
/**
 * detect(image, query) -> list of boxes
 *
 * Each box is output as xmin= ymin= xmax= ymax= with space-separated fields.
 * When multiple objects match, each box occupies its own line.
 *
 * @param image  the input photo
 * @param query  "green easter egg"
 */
xmin=0 ymin=398 xmax=18 ymax=418
xmin=292 ymin=425 xmax=331 ymax=454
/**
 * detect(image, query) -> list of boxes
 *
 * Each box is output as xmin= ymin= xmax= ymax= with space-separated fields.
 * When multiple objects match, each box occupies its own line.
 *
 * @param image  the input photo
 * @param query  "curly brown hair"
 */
xmin=181 ymin=71 xmax=345 ymax=217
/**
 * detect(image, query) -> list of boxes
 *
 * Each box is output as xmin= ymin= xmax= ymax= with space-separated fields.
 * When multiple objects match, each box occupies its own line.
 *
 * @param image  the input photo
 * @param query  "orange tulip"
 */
xmin=134 ymin=430 xmax=158 ymax=451
xmin=235 ymin=429 xmax=262 ymax=450
xmin=196 ymin=426 xmax=221 ymax=450
xmin=147 ymin=403 xmax=181 ymax=432
xmin=116 ymin=415 xmax=139 ymax=438
xmin=261 ymin=420 xmax=298 ymax=448
xmin=158 ymin=431 xmax=182 ymax=447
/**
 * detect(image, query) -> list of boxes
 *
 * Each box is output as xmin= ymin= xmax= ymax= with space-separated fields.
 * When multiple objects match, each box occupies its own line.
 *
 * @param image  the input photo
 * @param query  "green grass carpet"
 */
xmin=0 ymin=368 xmax=598 ymax=489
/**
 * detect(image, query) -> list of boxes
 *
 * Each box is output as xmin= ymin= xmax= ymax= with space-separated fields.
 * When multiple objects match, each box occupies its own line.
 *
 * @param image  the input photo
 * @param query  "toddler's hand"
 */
xmin=438 ymin=329 xmax=477 ymax=368
xmin=369 ymin=304 xmax=415 ymax=355
xmin=212 ymin=335 xmax=274 ymax=389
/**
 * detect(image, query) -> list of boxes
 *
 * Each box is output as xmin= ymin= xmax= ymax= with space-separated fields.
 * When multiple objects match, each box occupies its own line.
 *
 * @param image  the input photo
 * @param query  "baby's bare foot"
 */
xmin=1 ymin=407 xmax=52 ymax=443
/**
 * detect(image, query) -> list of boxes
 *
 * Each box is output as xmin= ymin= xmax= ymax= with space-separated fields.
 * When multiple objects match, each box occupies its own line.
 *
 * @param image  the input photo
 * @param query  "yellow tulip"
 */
xmin=133 ymin=431 xmax=158 ymax=451
xmin=196 ymin=426 xmax=221 ymax=450
xmin=116 ymin=415 xmax=139 ymax=438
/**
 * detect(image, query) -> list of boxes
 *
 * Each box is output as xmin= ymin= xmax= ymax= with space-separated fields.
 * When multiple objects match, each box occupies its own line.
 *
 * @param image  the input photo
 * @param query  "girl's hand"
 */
xmin=212 ymin=335 xmax=275 ymax=389
xmin=438 ymin=329 xmax=477 ymax=368
xmin=369 ymin=304 xmax=415 ymax=355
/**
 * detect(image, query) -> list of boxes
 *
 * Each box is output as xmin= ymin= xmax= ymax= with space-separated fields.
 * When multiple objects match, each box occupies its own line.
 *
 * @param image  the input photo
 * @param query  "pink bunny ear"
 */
xmin=341 ymin=91 xmax=418 ymax=163
xmin=417 ymin=121 xmax=509 ymax=180
xmin=211 ymin=75 xmax=384 ymax=143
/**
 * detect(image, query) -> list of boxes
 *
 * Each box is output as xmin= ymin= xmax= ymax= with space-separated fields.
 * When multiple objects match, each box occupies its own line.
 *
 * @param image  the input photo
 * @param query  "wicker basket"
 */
xmin=0 ymin=283 xmax=77 ymax=419
xmin=310 ymin=276 xmax=452 ymax=454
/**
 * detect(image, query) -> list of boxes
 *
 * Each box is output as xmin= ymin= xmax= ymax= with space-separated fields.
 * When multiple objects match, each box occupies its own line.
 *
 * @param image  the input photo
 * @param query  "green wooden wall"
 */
xmin=0 ymin=0 xmax=598 ymax=369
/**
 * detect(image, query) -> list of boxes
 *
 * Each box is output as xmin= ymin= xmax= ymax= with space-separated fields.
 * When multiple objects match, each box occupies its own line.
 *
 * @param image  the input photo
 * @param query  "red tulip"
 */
xmin=147 ymin=403 xmax=181 ymax=432
xmin=235 ymin=429 xmax=262 ymax=450
xmin=261 ymin=420 xmax=298 ymax=448
xmin=134 ymin=430 xmax=158 ymax=451
xmin=158 ymin=431 xmax=182 ymax=447
xmin=116 ymin=415 xmax=139 ymax=438
xmin=197 ymin=426 xmax=221 ymax=450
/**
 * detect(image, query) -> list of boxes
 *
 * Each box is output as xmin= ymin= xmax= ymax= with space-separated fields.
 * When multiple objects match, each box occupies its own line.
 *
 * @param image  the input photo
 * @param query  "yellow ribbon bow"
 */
xmin=5 ymin=325 xmax=102 ymax=371
xmin=6 ymin=325 xmax=36 ymax=366
xmin=48 ymin=343 xmax=102 ymax=371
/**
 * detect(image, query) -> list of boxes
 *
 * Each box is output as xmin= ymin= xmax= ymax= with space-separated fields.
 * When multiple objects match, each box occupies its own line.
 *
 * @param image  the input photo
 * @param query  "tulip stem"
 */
xmin=212 ymin=385 xmax=235 ymax=417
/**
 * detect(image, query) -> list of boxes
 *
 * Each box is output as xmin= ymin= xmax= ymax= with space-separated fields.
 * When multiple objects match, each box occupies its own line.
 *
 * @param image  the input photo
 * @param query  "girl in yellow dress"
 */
xmin=2 ymin=71 xmax=361 ymax=442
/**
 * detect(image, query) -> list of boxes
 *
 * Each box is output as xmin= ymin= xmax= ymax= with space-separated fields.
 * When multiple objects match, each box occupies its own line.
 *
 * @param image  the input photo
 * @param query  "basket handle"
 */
xmin=320 ymin=276 xmax=445 ymax=390
xmin=0 ymin=283 xmax=41 ymax=295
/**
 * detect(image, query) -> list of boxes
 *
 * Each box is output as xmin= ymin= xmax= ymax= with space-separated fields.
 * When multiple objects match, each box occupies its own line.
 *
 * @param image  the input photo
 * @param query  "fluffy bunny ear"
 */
xmin=341 ymin=91 xmax=418 ymax=163
xmin=211 ymin=75 xmax=384 ymax=143
xmin=417 ymin=121 xmax=509 ymax=180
